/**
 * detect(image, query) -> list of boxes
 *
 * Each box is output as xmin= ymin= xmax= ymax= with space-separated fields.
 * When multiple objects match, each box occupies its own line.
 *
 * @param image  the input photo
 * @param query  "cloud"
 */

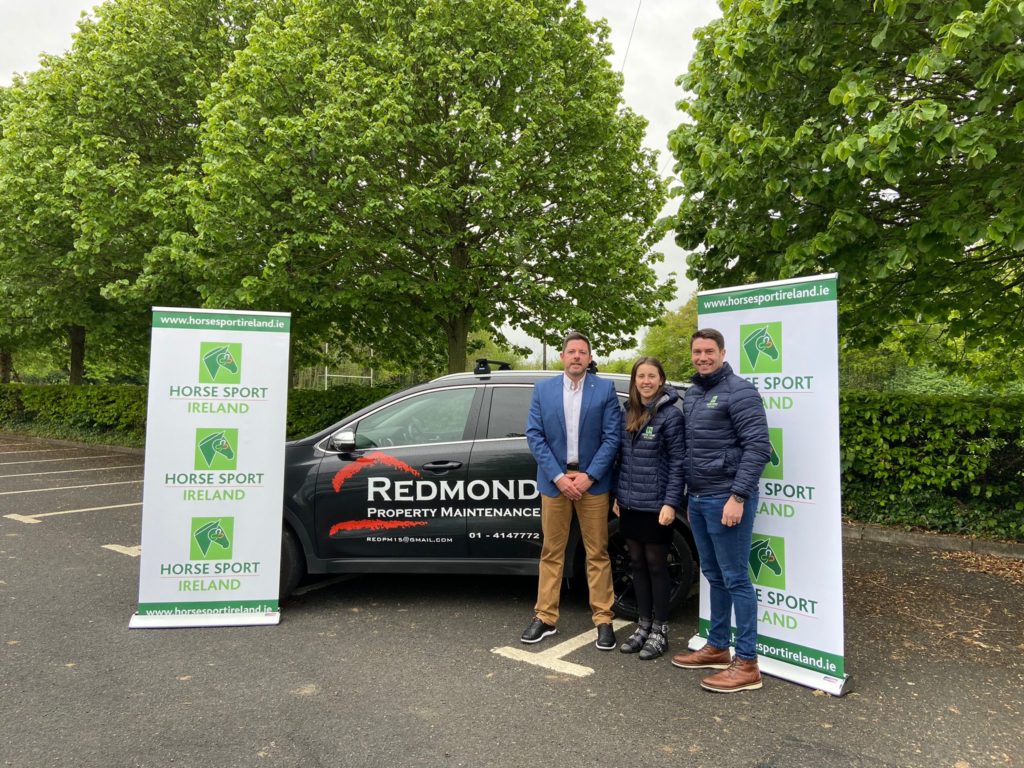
xmin=0 ymin=0 xmax=94 ymax=86
xmin=581 ymin=0 xmax=723 ymax=312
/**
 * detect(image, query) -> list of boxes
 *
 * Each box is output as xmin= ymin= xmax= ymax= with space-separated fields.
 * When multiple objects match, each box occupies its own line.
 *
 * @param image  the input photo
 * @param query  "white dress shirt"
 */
xmin=562 ymin=373 xmax=584 ymax=466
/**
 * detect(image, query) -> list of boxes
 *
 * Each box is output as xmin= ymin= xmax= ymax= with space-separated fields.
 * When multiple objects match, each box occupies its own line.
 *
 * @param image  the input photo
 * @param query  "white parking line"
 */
xmin=102 ymin=544 xmax=142 ymax=557
xmin=5 ymin=502 xmax=142 ymax=524
xmin=0 ymin=480 xmax=143 ymax=496
xmin=0 ymin=464 xmax=144 ymax=479
xmin=0 ymin=448 xmax=66 ymax=456
xmin=0 ymin=454 xmax=121 ymax=467
xmin=491 ymin=618 xmax=632 ymax=677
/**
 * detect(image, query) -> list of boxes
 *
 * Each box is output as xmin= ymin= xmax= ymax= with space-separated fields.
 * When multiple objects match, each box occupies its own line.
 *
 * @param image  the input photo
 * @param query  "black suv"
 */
xmin=281 ymin=369 xmax=697 ymax=618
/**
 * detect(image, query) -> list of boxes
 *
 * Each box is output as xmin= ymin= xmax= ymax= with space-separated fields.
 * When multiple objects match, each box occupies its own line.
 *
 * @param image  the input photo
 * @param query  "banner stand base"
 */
xmin=129 ymin=611 xmax=280 ymax=629
xmin=688 ymin=634 xmax=852 ymax=697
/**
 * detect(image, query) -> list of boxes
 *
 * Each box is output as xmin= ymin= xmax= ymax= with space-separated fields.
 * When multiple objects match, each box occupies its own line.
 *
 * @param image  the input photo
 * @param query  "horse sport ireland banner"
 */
xmin=130 ymin=308 xmax=290 ymax=628
xmin=691 ymin=274 xmax=850 ymax=696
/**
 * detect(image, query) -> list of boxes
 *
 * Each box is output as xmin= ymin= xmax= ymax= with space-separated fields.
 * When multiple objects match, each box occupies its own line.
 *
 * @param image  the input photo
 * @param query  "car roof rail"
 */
xmin=473 ymin=358 xmax=513 ymax=375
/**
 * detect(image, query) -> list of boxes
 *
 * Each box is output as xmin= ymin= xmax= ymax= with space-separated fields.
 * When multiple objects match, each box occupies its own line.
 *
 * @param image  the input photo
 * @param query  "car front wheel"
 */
xmin=280 ymin=525 xmax=305 ymax=601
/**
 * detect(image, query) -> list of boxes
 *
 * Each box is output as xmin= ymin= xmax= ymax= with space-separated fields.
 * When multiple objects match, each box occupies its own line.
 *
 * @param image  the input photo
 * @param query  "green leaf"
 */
xmin=871 ymin=20 xmax=889 ymax=49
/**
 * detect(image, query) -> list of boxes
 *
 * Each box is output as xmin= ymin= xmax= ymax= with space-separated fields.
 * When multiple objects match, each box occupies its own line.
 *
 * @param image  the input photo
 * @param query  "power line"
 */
xmin=619 ymin=0 xmax=642 ymax=72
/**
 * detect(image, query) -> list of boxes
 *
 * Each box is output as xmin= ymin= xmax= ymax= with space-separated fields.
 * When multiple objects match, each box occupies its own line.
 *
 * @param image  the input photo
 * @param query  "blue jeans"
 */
xmin=688 ymin=492 xmax=759 ymax=660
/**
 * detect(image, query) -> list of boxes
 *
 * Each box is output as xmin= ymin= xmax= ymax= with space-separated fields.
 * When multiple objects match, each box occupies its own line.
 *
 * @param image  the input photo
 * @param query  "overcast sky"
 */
xmin=0 ymin=0 xmax=723 ymax=353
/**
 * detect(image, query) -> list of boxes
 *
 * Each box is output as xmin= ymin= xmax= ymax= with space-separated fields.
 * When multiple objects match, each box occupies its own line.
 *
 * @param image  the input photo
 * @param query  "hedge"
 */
xmin=0 ymin=383 xmax=396 ymax=443
xmin=2 ymin=384 xmax=1021 ymax=540
xmin=840 ymin=392 xmax=1024 ymax=540
xmin=0 ymin=384 xmax=149 ymax=441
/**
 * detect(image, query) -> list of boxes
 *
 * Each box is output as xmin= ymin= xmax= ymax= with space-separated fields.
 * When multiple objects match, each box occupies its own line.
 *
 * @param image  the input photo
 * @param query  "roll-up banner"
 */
xmin=690 ymin=274 xmax=851 ymax=695
xmin=130 ymin=307 xmax=291 ymax=629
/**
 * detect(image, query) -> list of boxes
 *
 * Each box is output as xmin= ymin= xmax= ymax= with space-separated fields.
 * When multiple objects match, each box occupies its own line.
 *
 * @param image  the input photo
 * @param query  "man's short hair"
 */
xmin=561 ymin=331 xmax=591 ymax=353
xmin=691 ymin=328 xmax=725 ymax=351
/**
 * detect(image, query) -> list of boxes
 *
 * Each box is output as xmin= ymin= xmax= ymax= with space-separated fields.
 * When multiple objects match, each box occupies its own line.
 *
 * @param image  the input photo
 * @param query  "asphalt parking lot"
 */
xmin=2 ymin=432 xmax=1022 ymax=768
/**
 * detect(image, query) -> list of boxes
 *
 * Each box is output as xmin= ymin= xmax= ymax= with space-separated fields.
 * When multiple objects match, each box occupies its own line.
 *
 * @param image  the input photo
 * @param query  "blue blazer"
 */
xmin=526 ymin=373 xmax=622 ymax=498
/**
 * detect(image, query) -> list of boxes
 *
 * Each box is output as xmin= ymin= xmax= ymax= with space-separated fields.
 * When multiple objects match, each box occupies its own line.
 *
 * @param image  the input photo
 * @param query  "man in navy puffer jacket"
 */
xmin=671 ymin=328 xmax=771 ymax=693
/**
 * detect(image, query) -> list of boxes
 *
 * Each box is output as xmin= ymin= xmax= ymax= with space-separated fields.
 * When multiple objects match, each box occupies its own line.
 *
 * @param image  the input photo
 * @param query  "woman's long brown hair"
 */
xmin=625 ymin=356 xmax=667 ymax=433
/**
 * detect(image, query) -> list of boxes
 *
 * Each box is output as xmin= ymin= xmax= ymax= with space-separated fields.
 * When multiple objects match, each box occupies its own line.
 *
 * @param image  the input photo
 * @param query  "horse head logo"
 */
xmin=203 ymin=345 xmax=239 ymax=380
xmin=194 ymin=520 xmax=230 ymax=556
xmin=749 ymin=538 xmax=783 ymax=580
xmin=198 ymin=431 xmax=234 ymax=467
xmin=743 ymin=326 xmax=780 ymax=369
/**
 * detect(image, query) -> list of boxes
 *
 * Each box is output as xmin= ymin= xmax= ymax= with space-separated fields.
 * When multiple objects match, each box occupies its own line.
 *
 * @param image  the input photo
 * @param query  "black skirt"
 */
xmin=619 ymin=506 xmax=674 ymax=545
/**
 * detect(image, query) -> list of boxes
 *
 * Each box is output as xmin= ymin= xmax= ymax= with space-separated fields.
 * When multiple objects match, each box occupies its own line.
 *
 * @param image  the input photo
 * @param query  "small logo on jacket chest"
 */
xmin=641 ymin=426 xmax=656 ymax=440
xmin=706 ymin=395 xmax=719 ymax=409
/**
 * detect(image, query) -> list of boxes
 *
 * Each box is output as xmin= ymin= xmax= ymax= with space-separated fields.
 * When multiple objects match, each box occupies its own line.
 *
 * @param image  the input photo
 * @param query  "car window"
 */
xmin=354 ymin=387 xmax=477 ymax=448
xmin=486 ymin=386 xmax=533 ymax=439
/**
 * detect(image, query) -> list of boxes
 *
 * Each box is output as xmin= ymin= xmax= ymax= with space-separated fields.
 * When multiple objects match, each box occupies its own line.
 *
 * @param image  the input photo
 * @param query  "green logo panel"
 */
xmin=190 ymin=517 xmax=234 ymax=560
xmin=194 ymin=428 xmax=238 ymax=470
xmin=740 ymin=322 xmax=783 ymax=374
xmin=761 ymin=427 xmax=784 ymax=480
xmin=749 ymin=534 xmax=786 ymax=589
xmin=199 ymin=342 xmax=242 ymax=384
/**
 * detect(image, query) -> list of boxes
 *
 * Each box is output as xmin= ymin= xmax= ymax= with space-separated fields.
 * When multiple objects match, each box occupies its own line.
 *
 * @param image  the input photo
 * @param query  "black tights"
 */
xmin=627 ymin=539 xmax=670 ymax=624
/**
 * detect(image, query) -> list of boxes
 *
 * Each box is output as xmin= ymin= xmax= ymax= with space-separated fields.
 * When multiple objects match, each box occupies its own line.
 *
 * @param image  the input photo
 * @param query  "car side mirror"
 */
xmin=330 ymin=430 xmax=357 ymax=452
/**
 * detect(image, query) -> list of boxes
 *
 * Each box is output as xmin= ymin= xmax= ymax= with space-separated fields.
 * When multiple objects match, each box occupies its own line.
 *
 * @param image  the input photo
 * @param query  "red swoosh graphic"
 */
xmin=331 ymin=451 xmax=421 ymax=492
xmin=329 ymin=520 xmax=428 ymax=536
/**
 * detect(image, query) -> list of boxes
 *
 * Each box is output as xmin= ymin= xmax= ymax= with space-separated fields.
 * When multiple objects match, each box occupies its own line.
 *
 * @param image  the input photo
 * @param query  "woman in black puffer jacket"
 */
xmin=613 ymin=357 xmax=685 ymax=660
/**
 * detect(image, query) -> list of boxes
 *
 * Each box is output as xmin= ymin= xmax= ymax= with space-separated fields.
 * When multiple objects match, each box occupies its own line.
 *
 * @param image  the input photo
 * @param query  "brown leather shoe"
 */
xmin=700 ymin=657 xmax=762 ymax=693
xmin=670 ymin=644 xmax=731 ymax=669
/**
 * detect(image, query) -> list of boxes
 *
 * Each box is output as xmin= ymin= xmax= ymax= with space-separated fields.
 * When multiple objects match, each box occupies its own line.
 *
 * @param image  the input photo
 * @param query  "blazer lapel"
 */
xmin=552 ymin=375 xmax=567 ymax=439
xmin=579 ymin=373 xmax=595 ymax=432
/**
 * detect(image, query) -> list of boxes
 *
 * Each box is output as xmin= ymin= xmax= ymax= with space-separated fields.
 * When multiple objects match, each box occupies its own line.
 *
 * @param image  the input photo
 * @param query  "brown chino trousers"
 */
xmin=534 ymin=484 xmax=615 ymax=627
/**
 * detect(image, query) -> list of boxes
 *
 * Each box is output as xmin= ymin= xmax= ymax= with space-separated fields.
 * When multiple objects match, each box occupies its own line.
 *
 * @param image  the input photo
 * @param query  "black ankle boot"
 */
xmin=639 ymin=623 xmax=668 ymax=660
xmin=620 ymin=620 xmax=651 ymax=654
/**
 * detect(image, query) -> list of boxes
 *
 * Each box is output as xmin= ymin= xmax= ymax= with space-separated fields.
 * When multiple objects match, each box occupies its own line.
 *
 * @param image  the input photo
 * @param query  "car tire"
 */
xmin=280 ymin=525 xmax=305 ymax=601
xmin=607 ymin=517 xmax=696 ymax=621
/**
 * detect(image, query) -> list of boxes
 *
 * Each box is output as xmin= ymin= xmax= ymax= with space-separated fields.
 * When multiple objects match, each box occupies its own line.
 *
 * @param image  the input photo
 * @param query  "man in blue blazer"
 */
xmin=522 ymin=332 xmax=622 ymax=649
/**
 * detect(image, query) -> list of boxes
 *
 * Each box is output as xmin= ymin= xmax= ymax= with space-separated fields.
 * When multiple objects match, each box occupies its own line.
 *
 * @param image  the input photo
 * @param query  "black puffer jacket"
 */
xmin=614 ymin=386 xmax=686 ymax=513
xmin=683 ymin=362 xmax=770 ymax=498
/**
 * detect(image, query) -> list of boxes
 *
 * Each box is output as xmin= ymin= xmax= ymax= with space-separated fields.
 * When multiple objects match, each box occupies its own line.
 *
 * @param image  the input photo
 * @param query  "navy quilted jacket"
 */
xmin=614 ymin=386 xmax=686 ymax=513
xmin=683 ymin=362 xmax=771 ymax=498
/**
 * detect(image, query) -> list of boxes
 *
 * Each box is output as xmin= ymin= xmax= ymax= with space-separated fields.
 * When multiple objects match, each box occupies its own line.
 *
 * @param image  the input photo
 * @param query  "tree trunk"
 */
xmin=445 ymin=309 xmax=473 ymax=374
xmin=68 ymin=325 xmax=86 ymax=385
xmin=0 ymin=350 xmax=11 ymax=384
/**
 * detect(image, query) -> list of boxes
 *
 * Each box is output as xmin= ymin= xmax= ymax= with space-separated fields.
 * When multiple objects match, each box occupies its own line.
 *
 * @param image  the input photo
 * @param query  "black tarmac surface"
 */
xmin=1 ymin=433 xmax=1021 ymax=768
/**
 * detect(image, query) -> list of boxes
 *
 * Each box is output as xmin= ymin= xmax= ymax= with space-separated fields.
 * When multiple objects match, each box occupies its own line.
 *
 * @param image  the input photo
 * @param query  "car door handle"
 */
xmin=421 ymin=461 xmax=463 ymax=473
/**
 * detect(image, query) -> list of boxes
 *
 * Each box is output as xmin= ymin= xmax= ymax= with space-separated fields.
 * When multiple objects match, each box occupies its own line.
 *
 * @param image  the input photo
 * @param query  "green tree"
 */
xmin=0 ymin=0 xmax=273 ymax=382
xmin=0 ymin=57 xmax=92 ymax=382
xmin=0 ymin=84 xmax=16 ymax=383
xmin=641 ymin=294 xmax=698 ymax=380
xmin=670 ymin=0 xmax=1024 ymax=352
xmin=186 ymin=0 xmax=673 ymax=374
xmin=841 ymin=323 xmax=1024 ymax=395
